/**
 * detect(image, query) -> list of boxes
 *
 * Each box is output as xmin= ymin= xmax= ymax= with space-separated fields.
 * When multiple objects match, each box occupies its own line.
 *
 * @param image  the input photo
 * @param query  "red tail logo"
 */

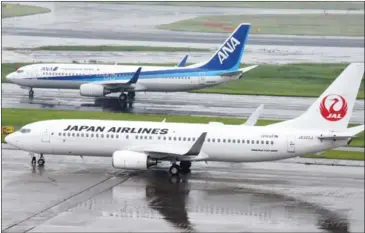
xmin=319 ymin=94 xmax=347 ymax=121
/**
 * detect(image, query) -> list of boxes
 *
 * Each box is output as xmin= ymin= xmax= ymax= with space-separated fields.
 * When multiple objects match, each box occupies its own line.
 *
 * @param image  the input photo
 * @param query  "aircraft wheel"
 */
xmin=29 ymin=89 xmax=34 ymax=98
xmin=169 ymin=164 xmax=180 ymax=176
xmin=37 ymin=158 xmax=45 ymax=167
xmin=180 ymin=161 xmax=191 ymax=174
xmin=31 ymin=156 xmax=36 ymax=166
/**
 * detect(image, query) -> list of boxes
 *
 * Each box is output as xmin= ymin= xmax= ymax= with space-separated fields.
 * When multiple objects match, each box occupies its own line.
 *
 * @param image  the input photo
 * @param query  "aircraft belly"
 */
xmin=19 ymin=79 xmax=83 ymax=89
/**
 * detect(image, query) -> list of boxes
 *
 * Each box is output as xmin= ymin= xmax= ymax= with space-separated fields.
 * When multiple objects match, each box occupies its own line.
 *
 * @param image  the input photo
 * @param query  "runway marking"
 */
xmin=2 ymin=171 xmax=139 ymax=233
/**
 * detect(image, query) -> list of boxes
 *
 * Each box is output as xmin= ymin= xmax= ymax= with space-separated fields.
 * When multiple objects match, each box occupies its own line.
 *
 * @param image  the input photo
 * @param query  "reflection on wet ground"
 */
xmin=2 ymin=83 xmax=364 ymax=123
xmin=2 ymin=150 xmax=362 ymax=232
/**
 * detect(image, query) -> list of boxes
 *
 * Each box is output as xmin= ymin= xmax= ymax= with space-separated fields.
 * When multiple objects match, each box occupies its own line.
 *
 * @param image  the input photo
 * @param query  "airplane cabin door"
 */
xmin=41 ymin=131 xmax=50 ymax=143
xmin=198 ymin=72 xmax=205 ymax=84
xmin=286 ymin=135 xmax=295 ymax=153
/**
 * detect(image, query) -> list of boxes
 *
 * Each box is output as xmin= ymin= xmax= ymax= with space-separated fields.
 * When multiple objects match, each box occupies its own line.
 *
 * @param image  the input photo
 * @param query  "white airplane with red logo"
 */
xmin=5 ymin=63 xmax=364 ymax=177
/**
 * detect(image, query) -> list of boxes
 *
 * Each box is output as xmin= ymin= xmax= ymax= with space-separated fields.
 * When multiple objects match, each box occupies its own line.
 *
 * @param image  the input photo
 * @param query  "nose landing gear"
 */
xmin=29 ymin=88 xmax=34 ymax=99
xmin=31 ymin=153 xmax=45 ymax=167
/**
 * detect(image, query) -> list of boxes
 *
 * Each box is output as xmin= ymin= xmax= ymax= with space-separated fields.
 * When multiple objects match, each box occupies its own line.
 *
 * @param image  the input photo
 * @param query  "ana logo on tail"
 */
xmin=319 ymin=94 xmax=348 ymax=121
xmin=218 ymin=37 xmax=241 ymax=64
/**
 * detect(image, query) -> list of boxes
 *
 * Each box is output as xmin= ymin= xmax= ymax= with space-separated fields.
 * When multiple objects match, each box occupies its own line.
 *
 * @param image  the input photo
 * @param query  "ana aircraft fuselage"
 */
xmin=7 ymin=63 xmax=232 ymax=92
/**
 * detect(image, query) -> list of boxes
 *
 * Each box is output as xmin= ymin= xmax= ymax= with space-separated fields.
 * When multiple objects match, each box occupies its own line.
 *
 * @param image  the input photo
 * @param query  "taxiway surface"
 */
xmin=2 ymin=2 xmax=364 ymax=49
xmin=1 ymin=148 xmax=363 ymax=232
xmin=2 ymin=83 xmax=364 ymax=124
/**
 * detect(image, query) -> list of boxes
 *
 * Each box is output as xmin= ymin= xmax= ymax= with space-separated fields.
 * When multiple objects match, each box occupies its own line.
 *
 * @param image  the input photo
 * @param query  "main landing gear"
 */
xmin=118 ymin=91 xmax=135 ymax=109
xmin=169 ymin=161 xmax=191 ymax=176
xmin=31 ymin=153 xmax=45 ymax=167
xmin=29 ymin=88 xmax=34 ymax=99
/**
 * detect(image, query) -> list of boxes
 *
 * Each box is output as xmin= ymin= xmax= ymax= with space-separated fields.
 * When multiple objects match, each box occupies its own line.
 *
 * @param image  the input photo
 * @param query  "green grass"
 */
xmin=304 ymin=150 xmax=364 ymax=161
xmin=2 ymin=63 xmax=364 ymax=99
xmin=4 ymin=45 xmax=210 ymax=52
xmin=1 ymin=3 xmax=51 ymax=18
xmin=1 ymin=108 xmax=364 ymax=149
xmin=109 ymin=1 xmax=364 ymax=10
xmin=157 ymin=14 xmax=364 ymax=37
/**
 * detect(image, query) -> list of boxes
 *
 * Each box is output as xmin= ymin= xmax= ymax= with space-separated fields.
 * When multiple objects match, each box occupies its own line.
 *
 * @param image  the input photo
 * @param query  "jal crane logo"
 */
xmin=218 ymin=36 xmax=241 ymax=64
xmin=319 ymin=94 xmax=348 ymax=121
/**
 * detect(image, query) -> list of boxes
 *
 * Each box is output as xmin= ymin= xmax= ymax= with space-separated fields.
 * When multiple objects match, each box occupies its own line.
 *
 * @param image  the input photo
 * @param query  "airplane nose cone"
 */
xmin=6 ymin=73 xmax=15 ymax=83
xmin=4 ymin=133 xmax=17 ymax=147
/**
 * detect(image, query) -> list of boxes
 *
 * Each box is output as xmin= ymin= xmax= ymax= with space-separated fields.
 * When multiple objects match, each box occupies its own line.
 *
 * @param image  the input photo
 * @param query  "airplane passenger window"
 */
xmin=96 ymin=134 xmax=99 ymax=138
xmin=149 ymin=136 xmax=152 ymax=140
xmin=158 ymin=136 xmax=161 ymax=140
xmin=228 ymin=139 xmax=231 ymax=143
xmin=212 ymin=139 xmax=215 ymax=142
xmin=207 ymin=139 xmax=210 ymax=142
xmin=101 ymin=134 xmax=104 ymax=138
xmin=81 ymin=133 xmax=84 ymax=137
xmin=271 ymin=141 xmax=274 ymax=145
xmin=261 ymin=140 xmax=264 ymax=144
xmin=173 ymin=137 xmax=176 ymax=140
xmin=145 ymin=136 xmax=148 ymax=139
xmin=178 ymin=137 xmax=181 ymax=141
xmin=232 ymin=139 xmax=236 ymax=143
xmin=125 ymin=135 xmax=128 ymax=139
xmin=91 ymin=133 xmax=94 ymax=138
xmin=111 ymin=134 xmax=114 ymax=139
xmin=256 ymin=140 xmax=259 ymax=144
xmin=58 ymin=133 xmax=61 ymax=136
xmin=187 ymin=138 xmax=190 ymax=141
xmin=72 ymin=133 xmax=75 ymax=137
xmin=223 ymin=139 xmax=226 ymax=143
xmin=63 ymin=133 xmax=66 ymax=136
xmin=237 ymin=139 xmax=240 ymax=143
xmin=266 ymin=141 xmax=269 ymax=144
xmin=106 ymin=134 xmax=109 ymax=138
xmin=116 ymin=135 xmax=119 ymax=139
xmin=241 ymin=139 xmax=244 ymax=143
xmin=247 ymin=140 xmax=250 ymax=144
xmin=86 ymin=134 xmax=89 ymax=137
xmin=217 ymin=139 xmax=220 ymax=143
xmin=251 ymin=140 xmax=254 ymax=144
xmin=163 ymin=137 xmax=166 ymax=140
xmin=192 ymin=138 xmax=195 ymax=141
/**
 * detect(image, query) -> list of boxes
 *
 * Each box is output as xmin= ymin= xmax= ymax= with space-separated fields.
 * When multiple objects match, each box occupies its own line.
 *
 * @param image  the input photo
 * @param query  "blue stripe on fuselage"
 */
xmin=31 ymin=67 xmax=232 ymax=82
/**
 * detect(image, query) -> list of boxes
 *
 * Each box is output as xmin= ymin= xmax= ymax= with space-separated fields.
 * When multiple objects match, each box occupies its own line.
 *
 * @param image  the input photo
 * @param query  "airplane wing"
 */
xmin=95 ymin=67 xmax=146 ymax=91
xmin=242 ymin=104 xmax=264 ymax=126
xmin=123 ymin=132 xmax=209 ymax=161
xmin=220 ymin=65 xmax=258 ymax=77
xmin=176 ymin=55 xmax=189 ymax=67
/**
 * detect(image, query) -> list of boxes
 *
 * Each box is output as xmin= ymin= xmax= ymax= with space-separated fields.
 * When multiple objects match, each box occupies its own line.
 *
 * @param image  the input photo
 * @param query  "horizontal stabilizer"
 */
xmin=220 ymin=65 xmax=258 ymax=77
xmin=318 ymin=125 xmax=364 ymax=140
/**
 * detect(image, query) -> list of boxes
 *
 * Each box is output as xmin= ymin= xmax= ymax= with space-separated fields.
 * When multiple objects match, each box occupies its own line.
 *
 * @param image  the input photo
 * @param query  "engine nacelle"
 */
xmin=112 ymin=150 xmax=157 ymax=170
xmin=79 ymin=83 xmax=110 ymax=97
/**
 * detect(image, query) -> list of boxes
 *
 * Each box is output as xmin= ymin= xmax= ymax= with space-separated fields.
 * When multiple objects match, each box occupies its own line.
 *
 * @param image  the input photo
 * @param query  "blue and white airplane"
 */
xmin=6 ymin=23 xmax=257 ymax=107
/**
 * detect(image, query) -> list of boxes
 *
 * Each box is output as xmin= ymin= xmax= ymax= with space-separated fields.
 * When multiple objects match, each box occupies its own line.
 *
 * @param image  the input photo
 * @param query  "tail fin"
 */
xmin=268 ymin=63 xmax=364 ymax=131
xmin=198 ymin=23 xmax=250 ymax=71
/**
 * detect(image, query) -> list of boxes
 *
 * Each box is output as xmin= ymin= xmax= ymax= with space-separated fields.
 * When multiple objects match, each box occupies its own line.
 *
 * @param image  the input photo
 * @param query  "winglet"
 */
xmin=184 ymin=132 xmax=207 ymax=156
xmin=242 ymin=104 xmax=264 ymax=126
xmin=127 ymin=67 xmax=142 ymax=84
xmin=177 ymin=55 xmax=189 ymax=67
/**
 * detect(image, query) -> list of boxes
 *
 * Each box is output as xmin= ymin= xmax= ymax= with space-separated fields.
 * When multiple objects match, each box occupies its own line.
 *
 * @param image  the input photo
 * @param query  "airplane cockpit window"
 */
xmin=20 ymin=128 xmax=31 ymax=133
xmin=16 ymin=69 xmax=24 ymax=73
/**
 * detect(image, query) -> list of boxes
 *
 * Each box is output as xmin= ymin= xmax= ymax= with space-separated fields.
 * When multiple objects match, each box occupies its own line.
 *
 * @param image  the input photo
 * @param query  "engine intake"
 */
xmin=112 ymin=150 xmax=157 ymax=170
xmin=80 ymin=83 xmax=110 ymax=97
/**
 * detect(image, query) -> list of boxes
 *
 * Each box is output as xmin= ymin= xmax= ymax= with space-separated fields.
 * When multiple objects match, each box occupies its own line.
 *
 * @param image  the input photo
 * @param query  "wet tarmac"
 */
xmin=3 ymin=43 xmax=364 ymax=65
xmin=2 ymin=2 xmax=364 ymax=49
xmin=2 ymin=83 xmax=364 ymax=123
xmin=1 ymin=148 xmax=363 ymax=232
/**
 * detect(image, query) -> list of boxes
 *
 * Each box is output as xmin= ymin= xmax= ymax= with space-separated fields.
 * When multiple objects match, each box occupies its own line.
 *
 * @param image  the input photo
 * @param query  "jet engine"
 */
xmin=112 ymin=150 xmax=158 ymax=170
xmin=79 ymin=83 xmax=110 ymax=97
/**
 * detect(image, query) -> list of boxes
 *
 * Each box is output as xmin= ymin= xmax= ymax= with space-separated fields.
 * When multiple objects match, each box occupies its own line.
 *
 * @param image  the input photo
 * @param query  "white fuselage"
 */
xmin=6 ymin=64 xmax=235 ymax=92
xmin=6 ymin=119 xmax=348 ymax=163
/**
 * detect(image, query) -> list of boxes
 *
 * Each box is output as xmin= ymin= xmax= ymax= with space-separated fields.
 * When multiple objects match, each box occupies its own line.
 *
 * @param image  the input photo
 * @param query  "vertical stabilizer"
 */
xmin=267 ymin=63 xmax=364 ymax=131
xmin=196 ymin=23 xmax=250 ymax=71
